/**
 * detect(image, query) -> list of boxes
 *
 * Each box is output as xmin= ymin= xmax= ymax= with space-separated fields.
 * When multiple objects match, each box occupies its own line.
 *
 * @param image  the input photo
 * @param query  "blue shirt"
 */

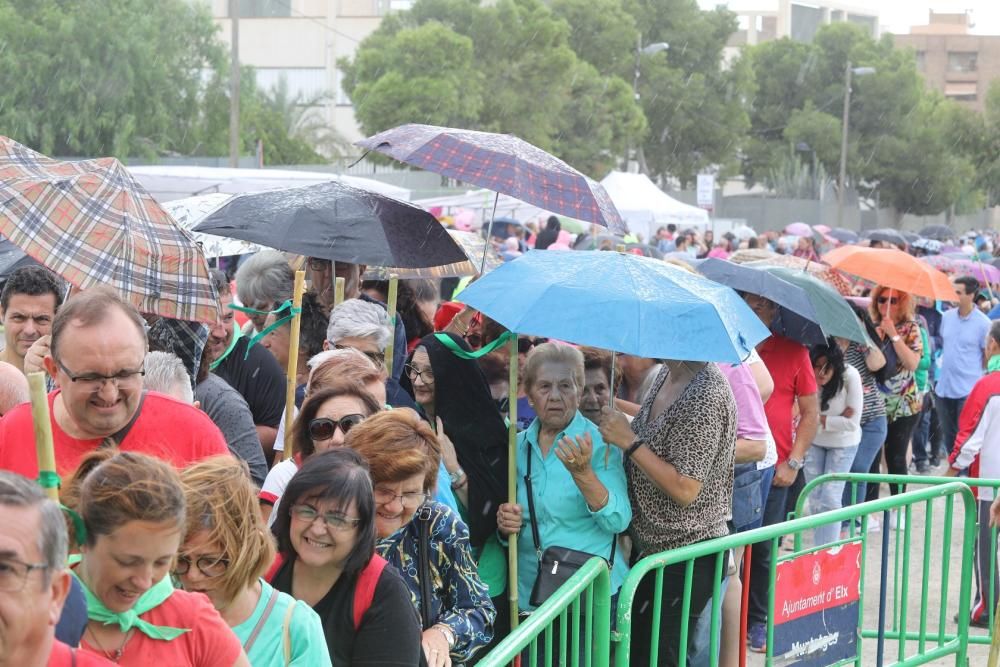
xmin=513 ymin=411 xmax=631 ymax=610
xmin=988 ymin=302 xmax=1000 ymax=320
xmin=232 ymin=580 xmax=331 ymax=667
xmin=435 ymin=460 xmax=460 ymax=513
xmin=937 ymin=307 xmax=991 ymax=398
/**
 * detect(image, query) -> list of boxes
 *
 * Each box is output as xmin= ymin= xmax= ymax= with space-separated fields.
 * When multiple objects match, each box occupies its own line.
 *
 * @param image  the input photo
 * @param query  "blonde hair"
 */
xmin=868 ymin=285 xmax=916 ymax=324
xmin=180 ymin=456 xmax=275 ymax=605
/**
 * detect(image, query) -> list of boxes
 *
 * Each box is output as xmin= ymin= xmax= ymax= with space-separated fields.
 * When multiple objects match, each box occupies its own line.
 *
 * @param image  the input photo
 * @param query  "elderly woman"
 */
xmin=260 ymin=382 xmax=382 ymax=525
xmin=599 ymin=356 xmax=736 ymax=667
xmin=497 ymin=343 xmax=631 ymax=614
xmin=235 ymin=251 xmax=294 ymax=335
xmin=867 ymin=285 xmax=923 ymax=504
xmin=346 ymin=409 xmax=495 ymax=667
xmin=269 ymin=449 xmax=423 ymax=665
xmin=63 ymin=451 xmax=248 ymax=666
xmin=579 ymin=347 xmax=616 ymax=424
xmin=178 ymin=456 xmax=331 ymax=666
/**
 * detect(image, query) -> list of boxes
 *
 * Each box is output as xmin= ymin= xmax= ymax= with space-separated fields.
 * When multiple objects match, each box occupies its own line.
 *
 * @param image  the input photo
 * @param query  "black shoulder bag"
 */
xmin=416 ymin=505 xmax=435 ymax=629
xmin=525 ymin=449 xmax=616 ymax=607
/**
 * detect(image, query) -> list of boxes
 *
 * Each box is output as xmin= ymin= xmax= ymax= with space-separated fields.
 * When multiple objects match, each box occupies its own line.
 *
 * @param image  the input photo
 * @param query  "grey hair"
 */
xmin=235 ymin=251 xmax=294 ymax=308
xmin=523 ymin=342 xmax=585 ymax=393
xmin=142 ymin=351 xmax=194 ymax=403
xmin=326 ymin=299 xmax=391 ymax=352
xmin=0 ymin=471 xmax=68 ymax=583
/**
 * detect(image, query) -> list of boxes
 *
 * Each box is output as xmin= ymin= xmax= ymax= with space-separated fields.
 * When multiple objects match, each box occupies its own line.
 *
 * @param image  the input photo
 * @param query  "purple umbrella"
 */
xmin=784 ymin=222 xmax=813 ymax=237
xmin=356 ymin=124 xmax=625 ymax=235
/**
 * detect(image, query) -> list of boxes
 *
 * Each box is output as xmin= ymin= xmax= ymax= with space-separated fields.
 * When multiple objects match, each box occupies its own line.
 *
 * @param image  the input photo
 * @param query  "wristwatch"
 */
xmin=891 ymin=335 xmax=901 ymax=343
xmin=786 ymin=457 xmax=805 ymax=471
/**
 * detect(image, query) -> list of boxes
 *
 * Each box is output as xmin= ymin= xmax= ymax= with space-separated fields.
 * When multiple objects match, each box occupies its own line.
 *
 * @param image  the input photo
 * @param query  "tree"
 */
xmin=550 ymin=0 xmax=638 ymax=76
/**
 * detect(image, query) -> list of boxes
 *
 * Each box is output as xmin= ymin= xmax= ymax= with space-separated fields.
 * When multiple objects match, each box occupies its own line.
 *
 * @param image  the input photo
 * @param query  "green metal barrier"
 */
xmin=612 ymin=482 xmax=976 ymax=667
xmin=475 ymin=556 xmax=612 ymax=667
xmin=795 ymin=473 xmax=1000 ymax=652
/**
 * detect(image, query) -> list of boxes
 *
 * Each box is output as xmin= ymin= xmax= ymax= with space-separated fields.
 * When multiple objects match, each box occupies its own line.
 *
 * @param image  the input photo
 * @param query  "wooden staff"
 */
xmin=282 ymin=271 xmax=306 ymax=459
xmin=334 ymin=276 xmax=345 ymax=307
xmin=28 ymin=372 xmax=58 ymax=500
xmin=507 ymin=333 xmax=520 ymax=632
xmin=383 ymin=276 xmax=399 ymax=379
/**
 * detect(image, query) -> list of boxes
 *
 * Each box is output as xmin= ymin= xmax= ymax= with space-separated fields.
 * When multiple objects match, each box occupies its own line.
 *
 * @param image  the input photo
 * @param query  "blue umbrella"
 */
xmin=457 ymin=250 xmax=771 ymax=363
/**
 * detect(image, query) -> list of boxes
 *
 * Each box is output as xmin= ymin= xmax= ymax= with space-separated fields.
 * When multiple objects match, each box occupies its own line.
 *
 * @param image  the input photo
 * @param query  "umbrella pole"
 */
xmin=282 ymin=271 xmax=306 ymax=460
xmin=481 ymin=192 xmax=500 ymax=274
xmin=507 ymin=333 xmax=520 ymax=632
xmin=977 ymin=257 xmax=995 ymax=301
xmin=384 ymin=276 xmax=399 ymax=379
xmin=28 ymin=372 xmax=58 ymax=501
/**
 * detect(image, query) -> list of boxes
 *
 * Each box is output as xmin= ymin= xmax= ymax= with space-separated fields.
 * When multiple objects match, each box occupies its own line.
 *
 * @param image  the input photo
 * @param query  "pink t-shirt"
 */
xmin=0 ymin=391 xmax=229 ymax=478
xmin=79 ymin=589 xmax=243 ymax=667
xmin=716 ymin=361 xmax=769 ymax=441
xmin=48 ymin=639 xmax=115 ymax=666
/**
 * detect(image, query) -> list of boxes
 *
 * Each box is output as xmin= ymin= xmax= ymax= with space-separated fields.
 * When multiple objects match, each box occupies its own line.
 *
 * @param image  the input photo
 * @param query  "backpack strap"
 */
xmin=353 ymin=554 xmax=388 ymax=631
xmin=264 ymin=553 xmax=286 ymax=583
xmin=282 ymin=599 xmax=296 ymax=665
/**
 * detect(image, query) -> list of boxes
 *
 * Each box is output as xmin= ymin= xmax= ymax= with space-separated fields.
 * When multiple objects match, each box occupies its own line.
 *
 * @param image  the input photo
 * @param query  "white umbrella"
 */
xmin=162 ymin=193 xmax=262 ymax=258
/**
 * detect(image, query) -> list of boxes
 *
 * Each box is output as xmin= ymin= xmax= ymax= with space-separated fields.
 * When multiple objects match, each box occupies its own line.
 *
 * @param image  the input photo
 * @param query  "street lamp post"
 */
xmin=630 ymin=36 xmax=668 ymax=173
xmin=837 ymin=61 xmax=875 ymax=227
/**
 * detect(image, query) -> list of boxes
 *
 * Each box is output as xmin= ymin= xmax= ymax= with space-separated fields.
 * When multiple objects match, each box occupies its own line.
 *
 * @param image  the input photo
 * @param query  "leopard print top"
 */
xmin=627 ymin=363 xmax=737 ymax=556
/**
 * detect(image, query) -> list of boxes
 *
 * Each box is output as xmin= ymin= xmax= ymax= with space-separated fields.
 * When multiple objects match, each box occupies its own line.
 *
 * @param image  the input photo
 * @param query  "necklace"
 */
xmin=87 ymin=625 xmax=134 ymax=663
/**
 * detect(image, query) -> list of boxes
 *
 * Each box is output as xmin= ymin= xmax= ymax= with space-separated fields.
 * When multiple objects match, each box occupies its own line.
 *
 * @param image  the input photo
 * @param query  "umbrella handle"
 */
xmin=384 ymin=277 xmax=399 ymax=379
xmin=282 ymin=271 xmax=307 ymax=460
xmin=481 ymin=192 xmax=500 ymax=275
xmin=507 ymin=333 xmax=519 ymax=632
xmin=29 ymin=372 xmax=58 ymax=501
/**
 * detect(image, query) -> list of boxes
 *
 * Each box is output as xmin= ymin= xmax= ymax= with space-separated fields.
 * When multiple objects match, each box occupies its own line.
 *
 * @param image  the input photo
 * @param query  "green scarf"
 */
xmin=71 ymin=569 xmax=190 ymax=640
xmin=988 ymin=354 xmax=1000 ymax=374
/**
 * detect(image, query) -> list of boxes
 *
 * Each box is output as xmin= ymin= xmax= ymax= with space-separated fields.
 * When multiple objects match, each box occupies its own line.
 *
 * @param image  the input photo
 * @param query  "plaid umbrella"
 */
xmin=730 ymin=249 xmax=855 ymax=297
xmin=356 ymin=124 xmax=626 ymax=234
xmin=0 ymin=138 xmax=219 ymax=323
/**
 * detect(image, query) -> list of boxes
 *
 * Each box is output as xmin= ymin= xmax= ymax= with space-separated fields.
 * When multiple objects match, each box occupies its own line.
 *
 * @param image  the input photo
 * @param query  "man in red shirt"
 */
xmin=741 ymin=292 xmax=819 ymax=652
xmin=0 ymin=470 xmax=113 ymax=666
xmin=0 ymin=286 xmax=228 ymax=478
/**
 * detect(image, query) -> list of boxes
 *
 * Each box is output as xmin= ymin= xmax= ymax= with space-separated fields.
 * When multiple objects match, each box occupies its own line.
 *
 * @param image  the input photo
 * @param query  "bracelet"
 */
xmin=451 ymin=469 xmax=468 ymax=490
xmin=434 ymin=624 xmax=456 ymax=648
xmin=448 ymin=466 xmax=466 ymax=484
xmin=624 ymin=438 xmax=644 ymax=460
xmin=588 ymin=489 xmax=610 ymax=512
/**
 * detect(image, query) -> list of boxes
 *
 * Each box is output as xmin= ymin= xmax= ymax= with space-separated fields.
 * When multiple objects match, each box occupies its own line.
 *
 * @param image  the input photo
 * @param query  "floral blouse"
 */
xmin=376 ymin=500 xmax=495 ymax=663
xmin=880 ymin=319 xmax=924 ymax=421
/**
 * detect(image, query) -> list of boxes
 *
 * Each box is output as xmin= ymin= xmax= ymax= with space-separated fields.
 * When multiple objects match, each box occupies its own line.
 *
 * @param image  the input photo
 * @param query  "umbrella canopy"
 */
xmin=732 ymin=250 xmax=855 ymax=296
xmin=362 ymin=230 xmax=502 ymax=280
xmin=863 ymin=228 xmax=908 ymax=247
xmin=919 ymin=225 xmax=954 ymax=241
xmin=921 ymin=254 xmax=1000 ymax=285
xmin=784 ymin=222 xmax=813 ymax=237
xmin=827 ymin=228 xmax=859 ymax=245
xmin=757 ymin=266 xmax=868 ymax=344
xmin=824 ymin=245 xmax=957 ymax=301
xmin=456 ymin=250 xmax=771 ymax=363
xmin=0 ymin=236 xmax=40 ymax=281
xmin=161 ymin=193 xmax=263 ymax=258
xmin=192 ymin=180 xmax=467 ymax=269
xmin=0 ymin=137 xmax=219 ymax=322
xmin=697 ymin=258 xmax=825 ymax=345
xmin=356 ymin=124 xmax=626 ymax=233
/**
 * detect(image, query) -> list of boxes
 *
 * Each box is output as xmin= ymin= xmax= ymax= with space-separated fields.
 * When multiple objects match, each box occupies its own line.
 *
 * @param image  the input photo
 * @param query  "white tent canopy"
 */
xmin=128 ymin=165 xmax=411 ymax=203
xmin=599 ymin=171 xmax=709 ymax=241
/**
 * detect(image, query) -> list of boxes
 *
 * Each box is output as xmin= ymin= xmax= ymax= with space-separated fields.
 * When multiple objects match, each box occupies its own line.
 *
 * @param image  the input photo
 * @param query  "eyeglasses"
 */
xmin=55 ymin=359 xmax=144 ymax=391
xmin=308 ymin=415 xmax=365 ymax=441
xmin=332 ymin=344 xmax=385 ymax=368
xmin=405 ymin=364 xmax=434 ymax=384
xmin=0 ymin=557 xmax=49 ymax=592
xmin=307 ymin=258 xmax=331 ymax=271
xmin=876 ymin=296 xmax=900 ymax=305
xmin=373 ymin=488 xmax=428 ymax=509
xmin=290 ymin=504 xmax=362 ymax=531
xmin=173 ymin=554 xmax=230 ymax=578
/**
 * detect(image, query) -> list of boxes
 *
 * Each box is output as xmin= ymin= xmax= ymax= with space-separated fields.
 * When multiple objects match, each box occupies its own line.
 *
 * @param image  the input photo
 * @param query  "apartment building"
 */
xmin=723 ymin=0 xmax=878 ymax=55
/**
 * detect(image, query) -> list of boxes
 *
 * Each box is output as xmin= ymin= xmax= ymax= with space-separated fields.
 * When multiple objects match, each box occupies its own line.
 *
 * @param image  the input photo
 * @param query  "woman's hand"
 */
xmin=598 ymin=407 xmax=636 ymax=450
xmin=421 ymin=627 xmax=452 ymax=667
xmin=554 ymin=433 xmax=594 ymax=477
xmin=497 ymin=503 xmax=523 ymax=537
xmin=880 ymin=317 xmax=898 ymax=339
xmin=436 ymin=417 xmax=460 ymax=472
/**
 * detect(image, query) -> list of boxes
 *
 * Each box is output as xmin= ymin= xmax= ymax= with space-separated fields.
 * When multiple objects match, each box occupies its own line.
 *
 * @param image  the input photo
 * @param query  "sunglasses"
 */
xmin=876 ymin=296 xmax=899 ymax=305
xmin=308 ymin=415 xmax=365 ymax=441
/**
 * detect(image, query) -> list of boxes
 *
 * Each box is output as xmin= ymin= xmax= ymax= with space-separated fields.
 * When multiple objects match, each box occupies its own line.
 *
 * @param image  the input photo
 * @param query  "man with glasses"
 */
xmin=934 ymin=276 xmax=992 ymax=472
xmin=0 ymin=286 xmax=228 ymax=478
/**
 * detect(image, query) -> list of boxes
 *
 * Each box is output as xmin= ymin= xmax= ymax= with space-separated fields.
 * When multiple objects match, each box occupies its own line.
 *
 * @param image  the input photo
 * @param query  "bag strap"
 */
xmin=282 ymin=599 xmax=296 ymax=665
xmin=100 ymin=391 xmax=148 ymax=448
xmin=243 ymin=588 xmax=280 ymax=654
xmin=353 ymin=554 xmax=388 ymax=631
xmin=417 ymin=505 xmax=435 ymax=630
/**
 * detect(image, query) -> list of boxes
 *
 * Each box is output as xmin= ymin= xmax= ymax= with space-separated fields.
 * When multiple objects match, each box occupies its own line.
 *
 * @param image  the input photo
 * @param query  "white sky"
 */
xmin=698 ymin=0 xmax=1000 ymax=35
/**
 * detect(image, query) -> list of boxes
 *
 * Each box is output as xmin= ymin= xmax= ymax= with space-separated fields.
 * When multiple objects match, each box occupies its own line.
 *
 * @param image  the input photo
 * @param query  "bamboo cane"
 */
xmin=383 ymin=276 xmax=399 ymax=379
xmin=507 ymin=333 xmax=520 ymax=632
xmin=989 ymin=599 xmax=1000 ymax=667
xmin=334 ymin=277 xmax=345 ymax=307
xmin=282 ymin=271 xmax=306 ymax=460
xmin=28 ymin=372 xmax=58 ymax=500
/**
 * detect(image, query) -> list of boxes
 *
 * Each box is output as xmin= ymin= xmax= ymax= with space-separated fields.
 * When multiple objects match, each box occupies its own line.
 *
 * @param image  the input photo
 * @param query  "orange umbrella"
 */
xmin=823 ymin=246 xmax=957 ymax=301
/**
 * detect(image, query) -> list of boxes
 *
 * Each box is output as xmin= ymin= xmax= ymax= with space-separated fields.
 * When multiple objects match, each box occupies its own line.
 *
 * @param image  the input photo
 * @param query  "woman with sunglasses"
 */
xmin=867 ymin=285 xmax=924 ymax=505
xmin=346 ymin=409 xmax=495 ymax=667
xmin=260 ymin=382 xmax=382 ymax=525
xmin=177 ymin=456 xmax=331 ymax=666
xmin=270 ymin=448 xmax=423 ymax=665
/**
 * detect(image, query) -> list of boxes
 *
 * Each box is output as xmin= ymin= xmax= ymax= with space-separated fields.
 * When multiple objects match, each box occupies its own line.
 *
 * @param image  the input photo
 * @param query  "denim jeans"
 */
xmin=911 ymin=393 xmax=936 ymax=465
xmin=804 ymin=444 xmax=859 ymax=546
xmin=935 ymin=395 xmax=967 ymax=461
xmin=748 ymin=478 xmax=791 ymax=626
xmin=842 ymin=416 xmax=888 ymax=508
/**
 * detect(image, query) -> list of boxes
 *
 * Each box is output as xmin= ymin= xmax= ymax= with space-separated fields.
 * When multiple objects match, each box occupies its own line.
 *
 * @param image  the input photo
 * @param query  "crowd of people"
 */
xmin=0 ymin=214 xmax=999 ymax=667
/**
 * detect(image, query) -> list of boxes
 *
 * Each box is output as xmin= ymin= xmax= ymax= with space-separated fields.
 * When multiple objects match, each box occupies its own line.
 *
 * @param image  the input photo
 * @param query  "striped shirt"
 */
xmin=844 ymin=343 xmax=886 ymax=424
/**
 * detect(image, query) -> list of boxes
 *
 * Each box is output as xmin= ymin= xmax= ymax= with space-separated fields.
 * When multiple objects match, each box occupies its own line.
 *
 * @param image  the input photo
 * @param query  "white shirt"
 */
xmin=813 ymin=365 xmax=863 ymax=449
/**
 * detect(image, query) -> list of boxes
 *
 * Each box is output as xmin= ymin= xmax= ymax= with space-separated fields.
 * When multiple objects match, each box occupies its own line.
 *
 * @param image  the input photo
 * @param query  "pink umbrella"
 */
xmin=784 ymin=222 xmax=813 ymax=237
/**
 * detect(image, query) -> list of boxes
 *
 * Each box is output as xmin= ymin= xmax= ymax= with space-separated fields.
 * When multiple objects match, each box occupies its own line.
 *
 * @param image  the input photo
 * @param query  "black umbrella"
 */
xmin=0 ymin=236 xmax=40 ymax=282
xmin=919 ymin=224 xmax=954 ymax=241
xmin=863 ymin=228 xmax=908 ymax=247
xmin=697 ymin=258 xmax=826 ymax=346
xmin=827 ymin=228 xmax=859 ymax=244
xmin=573 ymin=233 xmax=627 ymax=250
xmin=192 ymin=181 xmax=467 ymax=268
